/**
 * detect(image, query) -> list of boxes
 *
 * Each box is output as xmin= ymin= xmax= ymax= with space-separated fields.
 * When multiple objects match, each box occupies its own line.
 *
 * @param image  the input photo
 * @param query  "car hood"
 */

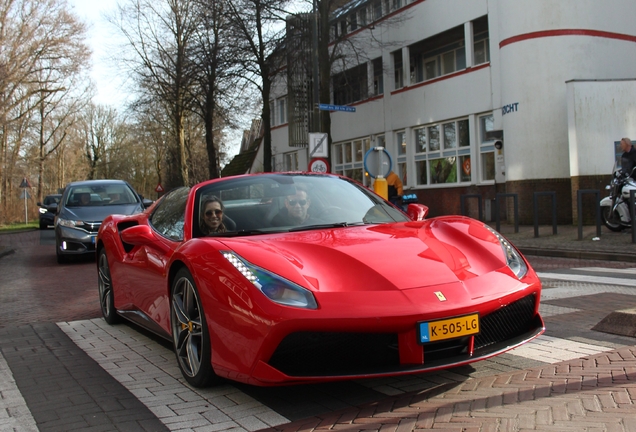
xmin=60 ymin=204 xmax=142 ymax=222
xmin=218 ymin=217 xmax=518 ymax=293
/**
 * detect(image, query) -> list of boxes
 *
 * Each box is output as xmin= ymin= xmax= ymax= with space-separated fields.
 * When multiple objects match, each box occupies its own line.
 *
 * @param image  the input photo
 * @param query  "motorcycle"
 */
xmin=600 ymin=164 xmax=636 ymax=231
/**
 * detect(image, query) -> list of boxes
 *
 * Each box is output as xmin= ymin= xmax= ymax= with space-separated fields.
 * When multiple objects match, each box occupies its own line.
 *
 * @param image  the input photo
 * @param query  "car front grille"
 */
xmin=474 ymin=294 xmax=537 ymax=350
xmin=78 ymin=222 xmax=101 ymax=233
xmin=267 ymin=293 xmax=540 ymax=377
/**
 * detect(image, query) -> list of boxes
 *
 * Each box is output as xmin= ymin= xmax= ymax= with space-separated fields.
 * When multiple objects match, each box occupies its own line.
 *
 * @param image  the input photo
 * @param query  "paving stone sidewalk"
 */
xmin=503 ymin=224 xmax=636 ymax=261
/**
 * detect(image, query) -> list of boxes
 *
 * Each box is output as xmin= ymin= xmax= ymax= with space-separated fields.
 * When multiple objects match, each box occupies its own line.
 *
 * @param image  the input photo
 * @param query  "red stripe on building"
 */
xmin=500 ymin=29 xmax=636 ymax=48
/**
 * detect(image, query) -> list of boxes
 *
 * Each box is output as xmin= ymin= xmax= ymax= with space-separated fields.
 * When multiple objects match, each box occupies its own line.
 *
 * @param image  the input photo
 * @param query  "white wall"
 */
xmin=495 ymin=0 xmax=636 ymax=181
xmin=567 ymin=79 xmax=636 ymax=177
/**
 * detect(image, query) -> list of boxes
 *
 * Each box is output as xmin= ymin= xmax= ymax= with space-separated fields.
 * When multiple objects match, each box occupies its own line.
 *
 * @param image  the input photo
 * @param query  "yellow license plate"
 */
xmin=418 ymin=313 xmax=480 ymax=343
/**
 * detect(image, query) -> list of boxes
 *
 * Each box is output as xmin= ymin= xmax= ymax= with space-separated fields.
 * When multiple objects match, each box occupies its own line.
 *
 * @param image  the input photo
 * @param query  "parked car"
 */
xmin=96 ymin=173 xmax=544 ymax=387
xmin=37 ymin=194 xmax=61 ymax=229
xmin=55 ymin=179 xmax=149 ymax=263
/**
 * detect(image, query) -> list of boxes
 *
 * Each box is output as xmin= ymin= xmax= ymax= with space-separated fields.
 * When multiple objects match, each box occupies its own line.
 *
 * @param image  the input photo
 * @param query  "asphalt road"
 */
xmin=2 ymin=229 xmax=636 ymax=431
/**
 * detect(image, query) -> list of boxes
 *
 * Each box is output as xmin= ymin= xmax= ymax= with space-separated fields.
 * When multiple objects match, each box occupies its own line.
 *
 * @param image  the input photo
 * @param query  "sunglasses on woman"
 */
xmin=205 ymin=209 xmax=223 ymax=216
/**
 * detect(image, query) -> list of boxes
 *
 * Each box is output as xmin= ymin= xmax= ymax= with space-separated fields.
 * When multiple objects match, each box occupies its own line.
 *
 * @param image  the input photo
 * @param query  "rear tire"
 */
xmin=98 ymin=248 xmax=120 ymax=324
xmin=601 ymin=206 xmax=625 ymax=232
xmin=171 ymin=268 xmax=219 ymax=388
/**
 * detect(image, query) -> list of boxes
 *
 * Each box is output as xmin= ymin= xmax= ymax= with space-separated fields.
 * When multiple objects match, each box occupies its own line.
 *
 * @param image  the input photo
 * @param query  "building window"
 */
xmin=372 ymin=0 xmax=382 ymax=20
xmin=473 ymin=36 xmax=490 ymax=65
xmin=410 ymin=26 xmax=467 ymax=84
xmin=396 ymin=131 xmax=406 ymax=155
xmin=269 ymin=101 xmax=276 ymax=125
xmin=373 ymin=58 xmax=383 ymax=95
xmin=277 ymin=97 xmax=287 ymax=125
xmin=358 ymin=8 xmax=367 ymax=27
xmin=333 ymin=64 xmax=368 ymax=105
xmin=398 ymin=162 xmax=407 ymax=186
xmin=284 ymin=152 xmax=298 ymax=171
xmin=354 ymin=139 xmax=364 ymax=162
xmin=349 ymin=14 xmax=357 ymax=31
xmin=393 ymin=50 xmax=403 ymax=89
xmin=479 ymin=114 xmax=495 ymax=181
xmin=413 ymin=118 xmax=471 ymax=186
xmin=333 ymin=138 xmax=372 ymax=186
xmin=472 ymin=16 xmax=490 ymax=65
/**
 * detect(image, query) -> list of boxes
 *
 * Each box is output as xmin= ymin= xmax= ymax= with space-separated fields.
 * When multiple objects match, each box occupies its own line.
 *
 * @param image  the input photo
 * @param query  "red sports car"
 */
xmin=97 ymin=173 xmax=544 ymax=387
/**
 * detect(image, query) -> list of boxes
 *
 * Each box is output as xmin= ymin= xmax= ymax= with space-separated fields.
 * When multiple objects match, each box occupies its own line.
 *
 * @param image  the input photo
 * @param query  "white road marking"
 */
xmin=537 ymin=272 xmax=636 ymax=287
xmin=0 ymin=353 xmax=38 ymax=432
xmin=507 ymin=335 xmax=613 ymax=363
xmin=571 ymin=267 xmax=636 ymax=274
xmin=58 ymin=319 xmax=289 ymax=432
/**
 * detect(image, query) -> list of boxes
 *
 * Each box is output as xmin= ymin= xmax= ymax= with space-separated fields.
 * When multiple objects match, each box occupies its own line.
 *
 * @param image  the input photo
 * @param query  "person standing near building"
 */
xmin=620 ymin=137 xmax=636 ymax=180
xmin=386 ymin=171 xmax=404 ymax=205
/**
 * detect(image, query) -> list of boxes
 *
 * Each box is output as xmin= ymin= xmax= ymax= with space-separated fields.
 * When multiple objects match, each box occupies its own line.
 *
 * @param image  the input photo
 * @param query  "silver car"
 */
xmin=55 ymin=180 xmax=150 ymax=263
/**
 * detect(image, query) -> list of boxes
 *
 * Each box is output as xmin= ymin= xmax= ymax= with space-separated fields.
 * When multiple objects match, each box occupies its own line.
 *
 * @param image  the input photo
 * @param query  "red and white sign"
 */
xmin=155 ymin=184 xmax=164 ymax=193
xmin=308 ymin=158 xmax=329 ymax=173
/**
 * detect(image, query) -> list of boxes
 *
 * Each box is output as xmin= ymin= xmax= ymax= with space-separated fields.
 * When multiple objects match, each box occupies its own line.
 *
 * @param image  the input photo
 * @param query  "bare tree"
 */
xmin=226 ymin=0 xmax=291 ymax=172
xmin=189 ymin=0 xmax=246 ymax=179
xmin=0 ymin=0 xmax=89 ymax=216
xmin=115 ymin=0 xmax=199 ymax=188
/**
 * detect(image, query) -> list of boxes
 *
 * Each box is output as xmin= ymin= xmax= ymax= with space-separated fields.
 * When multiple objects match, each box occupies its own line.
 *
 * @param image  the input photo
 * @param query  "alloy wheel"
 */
xmin=172 ymin=276 xmax=204 ymax=378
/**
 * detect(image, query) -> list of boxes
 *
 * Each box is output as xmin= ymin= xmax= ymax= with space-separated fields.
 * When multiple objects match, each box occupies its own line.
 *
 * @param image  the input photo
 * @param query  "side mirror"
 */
xmin=121 ymin=225 xmax=156 ymax=246
xmin=142 ymin=198 xmax=154 ymax=208
xmin=407 ymin=203 xmax=429 ymax=221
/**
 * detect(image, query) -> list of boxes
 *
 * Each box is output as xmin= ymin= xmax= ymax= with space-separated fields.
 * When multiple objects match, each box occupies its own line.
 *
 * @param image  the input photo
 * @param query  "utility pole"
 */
xmin=311 ymin=0 xmax=320 ymax=134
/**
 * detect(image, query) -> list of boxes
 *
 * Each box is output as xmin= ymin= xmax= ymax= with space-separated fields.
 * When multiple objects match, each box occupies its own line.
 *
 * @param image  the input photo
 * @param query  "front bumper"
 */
xmin=56 ymin=225 xmax=98 ymax=255
xmin=261 ymin=293 xmax=543 ymax=382
xmin=40 ymin=213 xmax=55 ymax=226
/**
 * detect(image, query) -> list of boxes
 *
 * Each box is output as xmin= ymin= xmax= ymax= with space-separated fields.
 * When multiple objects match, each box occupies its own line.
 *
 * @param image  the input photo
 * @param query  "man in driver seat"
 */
xmin=272 ymin=188 xmax=311 ymax=226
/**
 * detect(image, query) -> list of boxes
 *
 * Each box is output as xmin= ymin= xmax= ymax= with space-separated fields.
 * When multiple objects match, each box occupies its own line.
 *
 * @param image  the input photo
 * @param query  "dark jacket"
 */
xmin=622 ymin=146 xmax=636 ymax=179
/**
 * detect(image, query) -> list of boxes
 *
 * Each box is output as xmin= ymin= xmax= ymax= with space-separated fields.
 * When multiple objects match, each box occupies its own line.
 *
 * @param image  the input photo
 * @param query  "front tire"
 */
xmin=98 ymin=248 xmax=120 ymax=324
xmin=171 ymin=268 xmax=218 ymax=388
xmin=601 ymin=206 xmax=625 ymax=232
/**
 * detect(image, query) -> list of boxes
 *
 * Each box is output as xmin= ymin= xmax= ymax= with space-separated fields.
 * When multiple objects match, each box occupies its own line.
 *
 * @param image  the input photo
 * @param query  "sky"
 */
xmin=67 ymin=0 xmax=128 ymax=107
xmin=66 ymin=0 xmax=245 ymax=160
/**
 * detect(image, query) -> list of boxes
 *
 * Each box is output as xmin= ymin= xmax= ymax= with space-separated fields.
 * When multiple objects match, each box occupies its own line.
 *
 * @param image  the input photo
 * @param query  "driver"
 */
xmin=272 ymin=188 xmax=311 ymax=226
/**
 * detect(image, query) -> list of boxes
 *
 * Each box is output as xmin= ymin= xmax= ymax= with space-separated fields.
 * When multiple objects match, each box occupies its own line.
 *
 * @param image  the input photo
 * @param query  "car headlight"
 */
xmin=39 ymin=208 xmax=47 ymax=214
xmin=221 ymin=251 xmax=318 ymax=309
xmin=57 ymin=218 xmax=82 ymax=228
xmin=484 ymin=225 xmax=528 ymax=279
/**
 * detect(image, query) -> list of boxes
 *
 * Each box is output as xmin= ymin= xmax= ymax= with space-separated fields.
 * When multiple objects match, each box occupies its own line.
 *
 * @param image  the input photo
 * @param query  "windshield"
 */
xmin=43 ymin=195 xmax=60 ymax=206
xmin=194 ymin=174 xmax=408 ymax=237
xmin=65 ymin=184 xmax=138 ymax=207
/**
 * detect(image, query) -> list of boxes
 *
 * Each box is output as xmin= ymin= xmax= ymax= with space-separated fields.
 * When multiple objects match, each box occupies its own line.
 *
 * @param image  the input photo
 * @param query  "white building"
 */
xmin=253 ymin=0 xmax=636 ymax=223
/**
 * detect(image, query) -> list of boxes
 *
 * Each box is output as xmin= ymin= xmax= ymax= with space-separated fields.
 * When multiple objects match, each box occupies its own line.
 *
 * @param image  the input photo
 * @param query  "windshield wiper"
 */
xmin=288 ymin=222 xmax=365 ymax=232
xmin=214 ymin=229 xmax=284 ymax=237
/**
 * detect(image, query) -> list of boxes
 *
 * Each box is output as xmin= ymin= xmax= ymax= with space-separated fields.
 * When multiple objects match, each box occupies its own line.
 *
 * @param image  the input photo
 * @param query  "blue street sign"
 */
xmin=318 ymin=104 xmax=356 ymax=113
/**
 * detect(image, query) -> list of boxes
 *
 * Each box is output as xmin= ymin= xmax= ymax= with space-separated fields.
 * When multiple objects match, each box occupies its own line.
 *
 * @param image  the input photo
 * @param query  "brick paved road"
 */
xmin=261 ymin=347 xmax=636 ymax=432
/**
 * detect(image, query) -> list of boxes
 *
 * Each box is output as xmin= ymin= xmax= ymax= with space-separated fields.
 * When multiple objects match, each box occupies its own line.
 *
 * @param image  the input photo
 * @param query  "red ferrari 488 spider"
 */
xmin=96 ymin=173 xmax=544 ymax=387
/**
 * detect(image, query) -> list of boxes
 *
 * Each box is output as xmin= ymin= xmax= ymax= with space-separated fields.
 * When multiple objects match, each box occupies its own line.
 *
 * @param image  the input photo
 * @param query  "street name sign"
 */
xmin=318 ymin=104 xmax=356 ymax=113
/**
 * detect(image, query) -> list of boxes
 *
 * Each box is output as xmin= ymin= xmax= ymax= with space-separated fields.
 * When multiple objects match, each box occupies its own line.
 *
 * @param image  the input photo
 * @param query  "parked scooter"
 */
xmin=600 ymin=164 xmax=636 ymax=231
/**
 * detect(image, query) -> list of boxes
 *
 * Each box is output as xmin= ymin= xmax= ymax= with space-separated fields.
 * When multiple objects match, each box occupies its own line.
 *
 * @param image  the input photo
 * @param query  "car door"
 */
xmin=124 ymin=187 xmax=190 ymax=335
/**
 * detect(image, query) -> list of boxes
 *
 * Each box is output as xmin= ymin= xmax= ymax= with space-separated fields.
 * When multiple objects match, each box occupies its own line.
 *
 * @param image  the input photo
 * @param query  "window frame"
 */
xmin=478 ymin=113 xmax=496 ymax=182
xmin=412 ymin=118 xmax=472 ymax=187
